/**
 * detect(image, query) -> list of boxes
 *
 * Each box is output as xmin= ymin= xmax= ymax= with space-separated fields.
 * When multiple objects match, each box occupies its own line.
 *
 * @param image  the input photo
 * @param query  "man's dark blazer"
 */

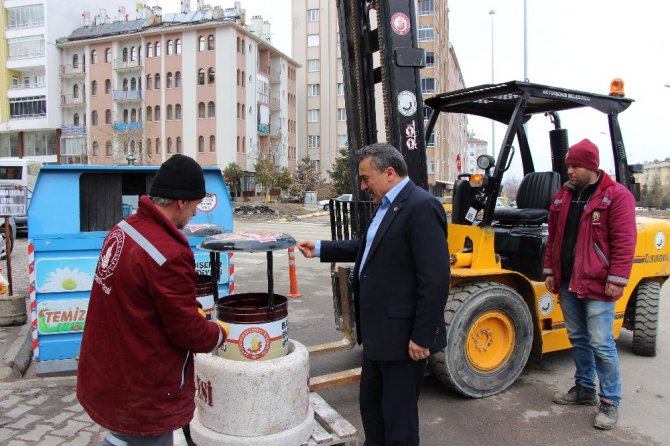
xmin=320 ymin=180 xmax=451 ymax=361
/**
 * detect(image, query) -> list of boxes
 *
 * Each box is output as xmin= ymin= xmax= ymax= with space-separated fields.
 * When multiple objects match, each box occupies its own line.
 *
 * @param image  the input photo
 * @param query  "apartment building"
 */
xmin=55 ymin=3 xmax=297 ymax=197
xmin=292 ymin=0 xmax=467 ymax=193
xmin=0 ymin=0 xmax=136 ymax=162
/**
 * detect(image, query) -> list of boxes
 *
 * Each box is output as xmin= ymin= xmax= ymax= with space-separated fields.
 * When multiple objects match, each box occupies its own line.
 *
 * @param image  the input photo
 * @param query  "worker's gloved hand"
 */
xmin=216 ymin=320 xmax=230 ymax=338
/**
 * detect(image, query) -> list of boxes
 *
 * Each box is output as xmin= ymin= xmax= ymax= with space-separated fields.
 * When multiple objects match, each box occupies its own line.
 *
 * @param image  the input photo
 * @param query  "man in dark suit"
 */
xmin=298 ymin=143 xmax=451 ymax=445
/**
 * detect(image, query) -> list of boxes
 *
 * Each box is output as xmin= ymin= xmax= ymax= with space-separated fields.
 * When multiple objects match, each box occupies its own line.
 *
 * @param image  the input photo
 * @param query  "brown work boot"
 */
xmin=553 ymin=385 xmax=598 ymax=406
xmin=593 ymin=401 xmax=618 ymax=430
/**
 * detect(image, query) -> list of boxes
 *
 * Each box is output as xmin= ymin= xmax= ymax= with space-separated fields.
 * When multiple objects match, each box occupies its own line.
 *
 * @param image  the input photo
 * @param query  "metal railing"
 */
xmin=61 ymin=125 xmax=87 ymax=135
xmin=61 ymin=94 xmax=85 ymax=106
xmin=60 ymin=64 xmax=85 ymax=75
xmin=113 ymin=90 xmax=143 ymax=101
xmin=113 ymin=121 xmax=142 ymax=131
xmin=113 ymin=58 xmax=142 ymax=70
xmin=11 ymin=82 xmax=45 ymax=90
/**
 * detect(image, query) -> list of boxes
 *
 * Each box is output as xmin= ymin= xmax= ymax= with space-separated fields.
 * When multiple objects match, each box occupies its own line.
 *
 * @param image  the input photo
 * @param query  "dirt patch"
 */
xmin=234 ymin=202 xmax=321 ymax=220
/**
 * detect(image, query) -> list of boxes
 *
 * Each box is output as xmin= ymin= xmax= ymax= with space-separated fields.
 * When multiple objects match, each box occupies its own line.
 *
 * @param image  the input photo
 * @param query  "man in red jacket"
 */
xmin=77 ymin=154 xmax=228 ymax=445
xmin=543 ymin=139 xmax=636 ymax=430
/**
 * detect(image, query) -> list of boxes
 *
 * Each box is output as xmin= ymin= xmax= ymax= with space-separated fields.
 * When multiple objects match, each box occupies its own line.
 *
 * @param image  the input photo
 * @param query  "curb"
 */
xmin=0 ymin=321 xmax=32 ymax=380
xmin=275 ymin=211 xmax=328 ymax=223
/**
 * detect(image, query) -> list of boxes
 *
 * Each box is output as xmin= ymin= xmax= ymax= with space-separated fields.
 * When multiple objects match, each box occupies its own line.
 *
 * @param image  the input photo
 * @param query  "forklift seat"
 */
xmin=493 ymin=171 xmax=561 ymax=225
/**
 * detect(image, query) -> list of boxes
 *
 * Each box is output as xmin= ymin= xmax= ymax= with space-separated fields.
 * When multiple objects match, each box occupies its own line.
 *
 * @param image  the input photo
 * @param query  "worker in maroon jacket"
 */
xmin=77 ymin=154 xmax=228 ymax=445
xmin=544 ymin=139 xmax=636 ymax=430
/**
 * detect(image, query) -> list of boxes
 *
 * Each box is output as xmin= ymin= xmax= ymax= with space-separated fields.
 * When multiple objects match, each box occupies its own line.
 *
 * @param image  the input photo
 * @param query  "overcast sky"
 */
xmin=155 ymin=0 xmax=668 ymax=172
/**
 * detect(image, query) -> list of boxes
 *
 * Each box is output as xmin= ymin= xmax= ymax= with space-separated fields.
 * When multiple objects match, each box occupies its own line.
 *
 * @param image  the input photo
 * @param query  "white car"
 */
xmin=318 ymin=194 xmax=353 ymax=211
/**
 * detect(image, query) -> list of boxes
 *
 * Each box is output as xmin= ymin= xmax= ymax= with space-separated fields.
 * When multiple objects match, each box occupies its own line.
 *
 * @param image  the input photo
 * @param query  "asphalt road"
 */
xmin=234 ymin=216 xmax=670 ymax=446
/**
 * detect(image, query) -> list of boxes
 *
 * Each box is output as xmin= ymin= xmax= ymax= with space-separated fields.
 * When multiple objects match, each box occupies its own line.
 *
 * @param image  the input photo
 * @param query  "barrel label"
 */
xmin=238 ymin=326 xmax=271 ymax=359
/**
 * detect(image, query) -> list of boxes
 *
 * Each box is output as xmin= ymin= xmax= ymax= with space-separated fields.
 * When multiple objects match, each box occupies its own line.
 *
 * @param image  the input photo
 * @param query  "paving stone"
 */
xmin=7 ymin=441 xmax=27 ymax=446
xmin=5 ymin=403 xmax=32 ymax=418
xmin=0 ymin=394 xmax=21 ymax=409
xmin=0 ymin=427 xmax=17 ymax=441
xmin=70 ymin=430 xmax=94 ymax=446
xmin=16 ymin=387 xmax=40 ymax=396
xmin=7 ymin=413 xmax=40 ymax=429
xmin=16 ymin=423 xmax=49 ymax=442
xmin=64 ymin=402 xmax=83 ymax=412
xmin=50 ymin=419 xmax=88 ymax=437
xmin=39 ymin=436 xmax=65 ymax=446
xmin=25 ymin=394 xmax=49 ymax=406
xmin=61 ymin=392 xmax=77 ymax=403
xmin=47 ymin=410 xmax=75 ymax=426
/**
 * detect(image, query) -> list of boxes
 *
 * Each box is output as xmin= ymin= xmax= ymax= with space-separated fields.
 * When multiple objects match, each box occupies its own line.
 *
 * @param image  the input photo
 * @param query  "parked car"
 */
xmin=0 ymin=216 xmax=17 ymax=260
xmin=318 ymin=194 xmax=353 ymax=211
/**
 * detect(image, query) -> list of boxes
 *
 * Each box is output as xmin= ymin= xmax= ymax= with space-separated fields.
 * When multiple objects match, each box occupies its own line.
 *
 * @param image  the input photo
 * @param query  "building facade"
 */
xmin=55 ymin=4 xmax=297 ymax=198
xmin=292 ymin=0 xmax=468 ymax=193
xmin=0 ymin=0 xmax=137 ymax=163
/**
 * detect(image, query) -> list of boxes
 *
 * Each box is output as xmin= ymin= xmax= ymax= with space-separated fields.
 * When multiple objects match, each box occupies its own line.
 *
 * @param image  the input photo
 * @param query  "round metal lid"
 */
xmin=198 ymin=231 xmax=296 ymax=253
xmin=181 ymin=223 xmax=229 ymax=237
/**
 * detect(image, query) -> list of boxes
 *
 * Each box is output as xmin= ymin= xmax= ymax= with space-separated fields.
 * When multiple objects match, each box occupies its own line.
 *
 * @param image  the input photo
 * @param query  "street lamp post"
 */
xmin=489 ymin=9 xmax=496 ymax=159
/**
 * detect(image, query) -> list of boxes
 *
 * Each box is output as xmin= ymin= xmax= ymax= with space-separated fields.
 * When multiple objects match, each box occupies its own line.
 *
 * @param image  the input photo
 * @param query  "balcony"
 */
xmin=60 ymin=64 xmax=85 ymax=77
xmin=61 ymin=125 xmax=87 ymax=135
xmin=257 ymin=123 xmax=270 ymax=135
xmin=7 ymin=82 xmax=46 ymax=99
xmin=269 ymin=125 xmax=281 ymax=139
xmin=258 ymin=66 xmax=280 ymax=83
xmin=113 ymin=90 xmax=143 ymax=102
xmin=61 ymin=94 xmax=85 ymax=107
xmin=269 ymin=96 xmax=280 ymax=112
xmin=114 ymin=58 xmax=142 ymax=71
xmin=114 ymin=121 xmax=142 ymax=131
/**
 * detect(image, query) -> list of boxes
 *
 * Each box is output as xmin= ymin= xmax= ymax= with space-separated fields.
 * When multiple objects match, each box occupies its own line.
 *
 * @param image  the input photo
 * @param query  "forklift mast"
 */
xmin=336 ymin=0 xmax=428 ymax=235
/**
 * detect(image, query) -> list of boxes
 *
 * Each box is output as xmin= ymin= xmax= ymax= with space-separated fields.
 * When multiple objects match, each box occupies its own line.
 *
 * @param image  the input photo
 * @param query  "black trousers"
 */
xmin=360 ymin=352 xmax=427 ymax=446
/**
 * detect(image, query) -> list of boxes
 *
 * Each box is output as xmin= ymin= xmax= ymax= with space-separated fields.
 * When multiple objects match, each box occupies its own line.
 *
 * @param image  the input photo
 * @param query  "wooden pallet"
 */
xmin=306 ymin=392 xmax=358 ymax=446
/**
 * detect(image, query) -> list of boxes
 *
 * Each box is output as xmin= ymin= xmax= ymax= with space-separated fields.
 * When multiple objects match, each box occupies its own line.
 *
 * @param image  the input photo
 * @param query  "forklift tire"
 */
xmin=428 ymin=281 xmax=533 ymax=398
xmin=631 ymin=280 xmax=660 ymax=357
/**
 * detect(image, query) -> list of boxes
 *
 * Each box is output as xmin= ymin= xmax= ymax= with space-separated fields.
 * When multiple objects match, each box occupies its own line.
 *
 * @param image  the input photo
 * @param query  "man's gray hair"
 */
xmin=357 ymin=143 xmax=408 ymax=177
xmin=149 ymin=196 xmax=174 ymax=206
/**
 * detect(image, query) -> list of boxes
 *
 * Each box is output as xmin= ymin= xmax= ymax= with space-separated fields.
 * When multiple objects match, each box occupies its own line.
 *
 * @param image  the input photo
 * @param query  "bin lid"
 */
xmin=198 ymin=231 xmax=296 ymax=252
xmin=181 ymin=223 xmax=229 ymax=237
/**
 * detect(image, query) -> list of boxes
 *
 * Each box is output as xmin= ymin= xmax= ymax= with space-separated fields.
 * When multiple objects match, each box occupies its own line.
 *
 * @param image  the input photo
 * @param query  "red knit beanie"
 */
xmin=565 ymin=139 xmax=600 ymax=171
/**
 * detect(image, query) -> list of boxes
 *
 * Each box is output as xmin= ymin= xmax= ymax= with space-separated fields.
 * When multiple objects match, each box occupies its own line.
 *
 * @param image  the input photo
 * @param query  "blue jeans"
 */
xmin=560 ymin=279 xmax=621 ymax=406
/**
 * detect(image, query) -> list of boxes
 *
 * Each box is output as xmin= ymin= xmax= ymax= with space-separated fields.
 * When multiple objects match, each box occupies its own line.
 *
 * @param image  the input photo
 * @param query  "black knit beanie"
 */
xmin=150 ymin=154 xmax=206 ymax=200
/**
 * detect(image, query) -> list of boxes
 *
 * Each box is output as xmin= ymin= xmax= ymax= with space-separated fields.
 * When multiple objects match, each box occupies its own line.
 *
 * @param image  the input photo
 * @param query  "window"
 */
xmin=146 ymin=106 xmax=152 ymax=121
xmin=146 ymin=74 xmax=152 ymax=90
xmin=427 ymin=132 xmax=436 ymax=146
xmin=307 ymin=9 xmax=319 ymax=22
xmin=237 ymin=69 xmax=241 ymax=85
xmin=418 ymin=0 xmax=434 ymax=15
xmin=307 ymin=34 xmax=319 ymax=47
xmin=146 ymin=139 xmax=152 ymax=155
xmin=338 ymin=108 xmax=346 ymax=121
xmin=175 ymin=71 xmax=182 ymax=87
xmin=154 ymin=106 xmax=160 ymax=121
xmin=130 ymin=78 xmax=137 ymax=91
xmin=91 ymin=50 xmax=98 ymax=64
xmin=337 ymin=134 xmax=348 ymax=147
xmin=105 ymin=141 xmax=113 ymax=156
xmin=308 ymin=135 xmax=320 ymax=148
xmin=123 ymin=109 xmax=128 ymax=123
xmin=167 ymin=40 xmax=173 ymax=55
xmin=92 ymin=111 xmax=98 ymax=126
xmin=337 ymin=83 xmax=344 ymax=96
xmin=242 ymin=39 xmax=245 ymax=54
xmin=176 ymin=39 xmax=182 ymax=54
xmin=72 ymin=54 xmax=79 ymax=69
xmin=308 ymin=84 xmax=320 ymax=97
xmin=91 ymin=141 xmax=99 ymax=156
xmin=105 ymin=79 xmax=111 ymax=94
xmin=122 ymin=79 xmax=129 ymax=91
xmin=418 ymin=25 xmax=434 ymax=42
xmin=105 ymin=109 xmax=112 ymax=124
xmin=167 ymin=137 xmax=173 ymax=154
xmin=130 ymin=46 xmax=136 ymax=61
xmin=156 ymin=138 xmax=161 ymax=153
xmin=208 ymin=101 xmax=215 ymax=117
xmin=307 ymin=59 xmax=320 ymax=72
xmin=167 ymin=105 xmax=173 ymax=120
xmin=155 ymin=41 xmax=161 ymax=57
xmin=422 ymin=106 xmax=432 ymax=121
xmin=122 ymin=48 xmax=128 ymax=62
xmin=199 ymin=36 xmax=205 ymax=51
xmin=425 ymin=51 xmax=435 ymax=68
xmin=147 ymin=43 xmax=153 ymax=58
xmin=421 ymin=77 xmax=435 ymax=93
xmin=73 ymin=113 xmax=80 ymax=126
xmin=307 ymin=109 xmax=320 ymax=122
xmin=208 ymin=68 xmax=215 ymax=84
xmin=236 ymin=136 xmax=240 ymax=152
xmin=198 ymin=102 xmax=206 ymax=118
xmin=166 ymin=72 xmax=173 ymax=88
xmin=208 ymin=35 xmax=215 ymax=50
xmin=131 ymin=109 xmax=137 ymax=122
xmin=175 ymin=104 xmax=182 ymax=120
xmin=7 ymin=5 xmax=44 ymax=29
xmin=198 ymin=136 xmax=205 ymax=152
xmin=73 ymin=84 xmax=80 ymax=99
xmin=198 ymin=69 xmax=205 ymax=85
xmin=176 ymin=137 xmax=182 ymax=153
xmin=105 ymin=48 xmax=112 ymax=63
xmin=241 ymin=71 xmax=245 ymax=87
xmin=155 ymin=73 xmax=161 ymax=89
xmin=209 ymin=135 xmax=215 ymax=152
xmin=7 ymin=35 xmax=44 ymax=59
xmin=91 ymin=81 xmax=98 ymax=96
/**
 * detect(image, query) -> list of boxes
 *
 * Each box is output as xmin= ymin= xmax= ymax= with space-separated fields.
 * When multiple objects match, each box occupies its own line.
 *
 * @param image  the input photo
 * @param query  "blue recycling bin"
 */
xmin=27 ymin=164 xmax=234 ymax=375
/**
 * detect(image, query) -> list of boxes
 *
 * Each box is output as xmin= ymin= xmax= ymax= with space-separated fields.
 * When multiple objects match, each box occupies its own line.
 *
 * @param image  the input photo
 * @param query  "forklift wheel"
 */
xmin=428 ymin=281 xmax=533 ymax=398
xmin=631 ymin=280 xmax=660 ymax=357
